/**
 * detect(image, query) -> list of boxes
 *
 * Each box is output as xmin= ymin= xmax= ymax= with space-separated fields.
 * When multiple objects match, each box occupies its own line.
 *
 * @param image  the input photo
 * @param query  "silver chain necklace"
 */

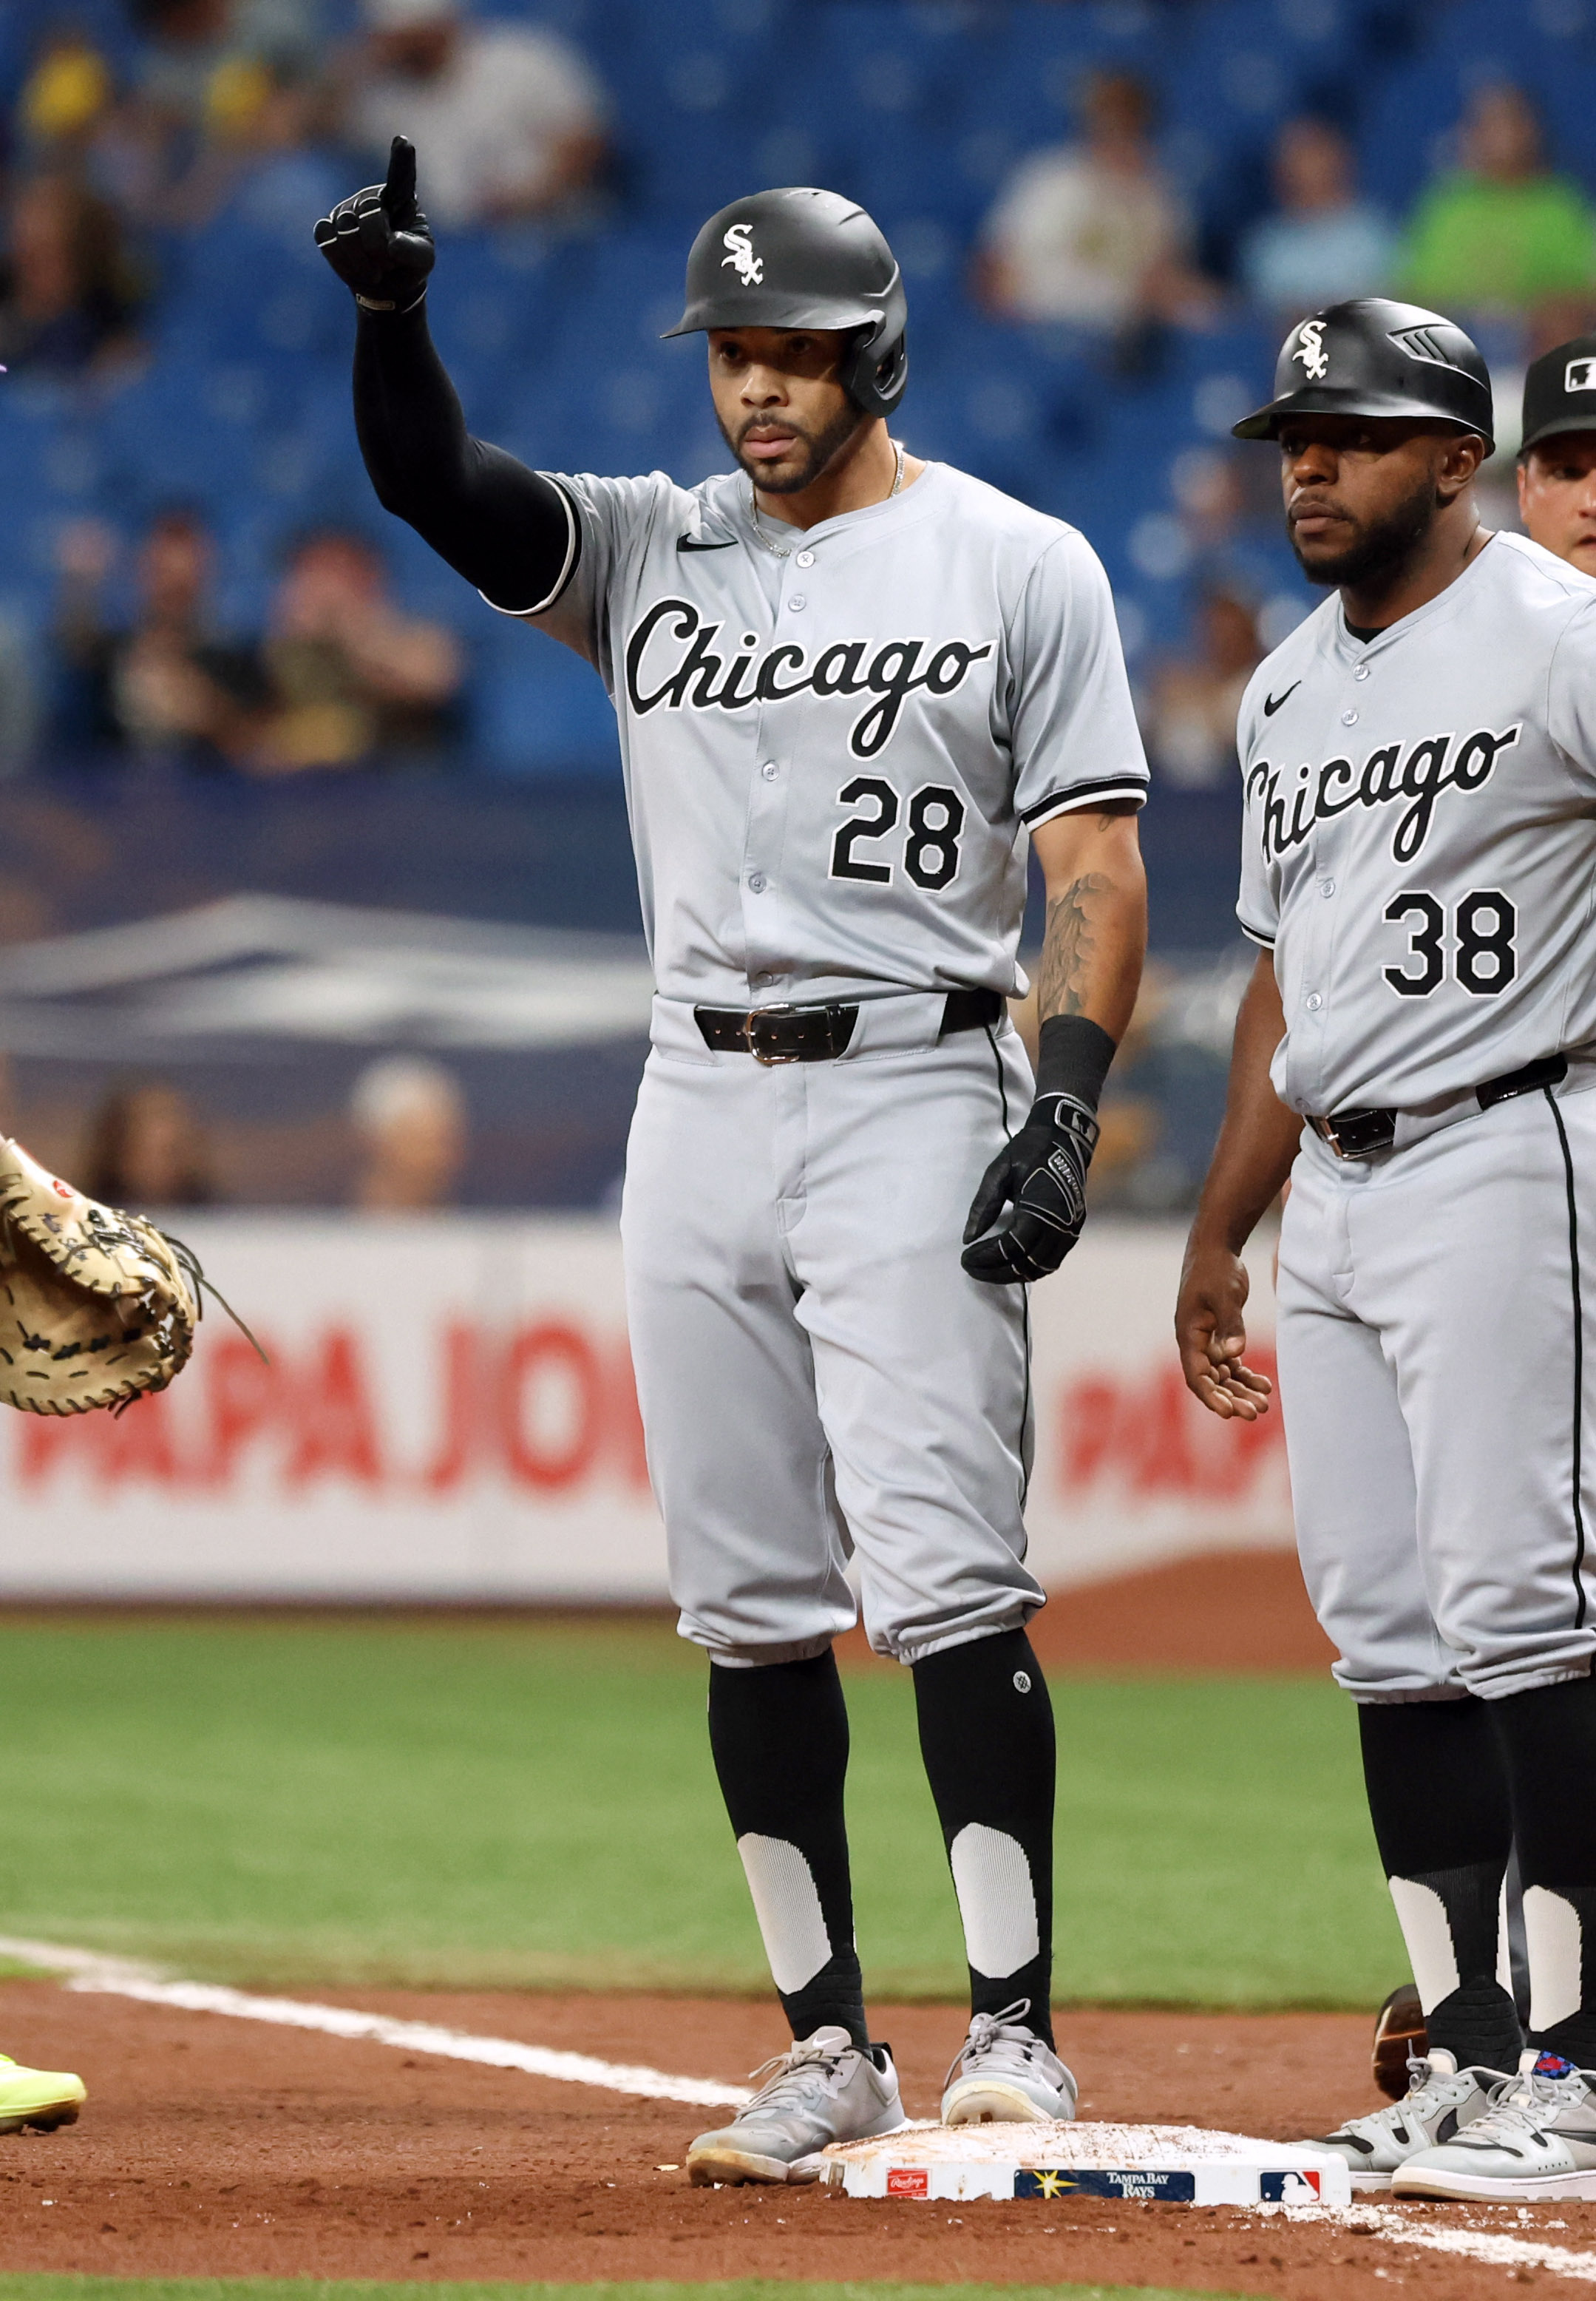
xmin=748 ymin=439 xmax=904 ymax=559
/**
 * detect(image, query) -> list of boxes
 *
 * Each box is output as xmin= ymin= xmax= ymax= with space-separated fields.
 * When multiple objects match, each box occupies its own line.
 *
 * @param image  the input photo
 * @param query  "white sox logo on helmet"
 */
xmin=1293 ymin=319 xmax=1330 ymax=382
xmin=721 ymin=224 xmax=762 ymax=285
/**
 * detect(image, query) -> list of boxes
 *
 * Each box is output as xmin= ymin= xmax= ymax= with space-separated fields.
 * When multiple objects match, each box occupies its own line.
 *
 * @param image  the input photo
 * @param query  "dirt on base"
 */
xmin=0 ymin=1977 xmax=1586 ymax=2300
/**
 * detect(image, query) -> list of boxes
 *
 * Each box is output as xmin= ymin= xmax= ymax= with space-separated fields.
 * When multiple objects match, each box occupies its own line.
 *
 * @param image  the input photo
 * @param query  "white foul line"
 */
xmin=1252 ymin=2195 xmax=1596 ymax=2281
xmin=0 ymin=1935 xmax=750 ymax=2111
xmin=9 ymin=1934 xmax=1596 ymax=2280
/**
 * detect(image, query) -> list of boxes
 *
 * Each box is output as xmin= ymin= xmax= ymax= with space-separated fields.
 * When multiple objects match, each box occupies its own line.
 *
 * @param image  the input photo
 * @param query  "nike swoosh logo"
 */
xmin=1263 ymin=682 xmax=1300 ymax=716
xmin=676 ymin=535 xmax=736 ymax=552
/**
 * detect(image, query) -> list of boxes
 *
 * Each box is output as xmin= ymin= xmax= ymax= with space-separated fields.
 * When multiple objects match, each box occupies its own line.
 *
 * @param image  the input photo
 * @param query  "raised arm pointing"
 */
xmin=314 ymin=137 xmax=575 ymax=614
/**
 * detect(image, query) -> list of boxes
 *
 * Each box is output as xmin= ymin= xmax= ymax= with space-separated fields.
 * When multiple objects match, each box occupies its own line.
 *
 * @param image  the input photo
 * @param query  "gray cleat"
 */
xmin=1307 ymin=2049 xmax=1508 ymax=2193
xmin=941 ymin=1999 xmax=1078 ymax=2125
xmin=686 ymin=2024 xmax=904 ymax=2186
xmin=1395 ymin=2050 xmax=1596 ymax=2201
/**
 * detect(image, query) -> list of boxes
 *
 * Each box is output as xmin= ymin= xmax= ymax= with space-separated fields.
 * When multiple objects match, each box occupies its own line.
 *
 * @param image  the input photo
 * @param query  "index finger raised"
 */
xmin=381 ymin=135 xmax=417 ymax=220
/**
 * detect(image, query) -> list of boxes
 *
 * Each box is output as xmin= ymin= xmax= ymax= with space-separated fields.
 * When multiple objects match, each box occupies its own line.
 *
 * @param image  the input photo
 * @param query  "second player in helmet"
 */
xmin=1365 ymin=332 xmax=1596 ymax=2101
xmin=1178 ymin=296 xmax=1596 ymax=2203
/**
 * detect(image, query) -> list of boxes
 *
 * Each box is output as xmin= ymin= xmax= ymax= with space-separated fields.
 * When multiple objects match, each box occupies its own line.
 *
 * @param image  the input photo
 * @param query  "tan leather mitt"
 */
xmin=0 ymin=1136 xmax=200 ymax=1416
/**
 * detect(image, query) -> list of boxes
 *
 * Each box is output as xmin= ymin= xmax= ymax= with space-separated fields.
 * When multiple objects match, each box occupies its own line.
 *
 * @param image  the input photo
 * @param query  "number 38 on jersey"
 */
xmin=1383 ymin=888 xmax=1518 ymax=998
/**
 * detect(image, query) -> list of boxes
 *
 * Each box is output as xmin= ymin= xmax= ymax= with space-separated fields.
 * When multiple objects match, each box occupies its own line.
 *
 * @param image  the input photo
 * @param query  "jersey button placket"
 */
xmin=744 ymin=600 xmax=791 ymax=991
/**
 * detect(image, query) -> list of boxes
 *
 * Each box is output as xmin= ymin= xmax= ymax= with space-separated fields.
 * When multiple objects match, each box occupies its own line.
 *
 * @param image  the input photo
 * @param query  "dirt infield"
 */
xmin=1 ymin=1976 xmax=1589 ymax=2300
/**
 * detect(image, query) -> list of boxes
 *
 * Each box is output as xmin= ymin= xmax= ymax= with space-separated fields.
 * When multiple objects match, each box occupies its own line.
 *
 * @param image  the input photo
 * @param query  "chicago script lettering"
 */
xmin=1248 ymin=723 xmax=1521 ymax=864
xmin=624 ymin=597 xmax=994 ymax=758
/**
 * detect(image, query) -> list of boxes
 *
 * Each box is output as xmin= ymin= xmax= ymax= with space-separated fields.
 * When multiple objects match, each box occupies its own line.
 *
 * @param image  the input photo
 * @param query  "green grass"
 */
xmin=0 ymin=1616 xmax=1403 ymax=2007
xmin=0 ymin=2283 xmax=1260 ymax=2301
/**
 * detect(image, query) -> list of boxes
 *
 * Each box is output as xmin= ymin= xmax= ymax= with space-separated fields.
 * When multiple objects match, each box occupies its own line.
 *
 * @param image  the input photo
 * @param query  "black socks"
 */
xmin=1491 ymin=1671 xmax=1596 ymax=2065
xmin=1359 ymin=1697 xmax=1522 ymax=2072
xmin=708 ymin=1629 xmax=1058 ymax=2056
xmin=707 ymin=1650 xmax=868 ymax=2049
xmin=914 ymin=1627 xmax=1056 ymax=2047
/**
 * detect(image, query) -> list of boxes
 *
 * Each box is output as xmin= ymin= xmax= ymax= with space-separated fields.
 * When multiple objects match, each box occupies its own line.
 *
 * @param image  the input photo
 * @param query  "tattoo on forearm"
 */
xmin=1038 ymin=874 xmax=1111 ymax=1018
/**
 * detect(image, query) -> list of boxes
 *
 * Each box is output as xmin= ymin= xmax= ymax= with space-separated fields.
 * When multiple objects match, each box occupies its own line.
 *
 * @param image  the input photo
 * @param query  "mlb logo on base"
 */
xmin=1565 ymin=356 xmax=1596 ymax=391
xmin=1260 ymin=2169 xmax=1323 ymax=2202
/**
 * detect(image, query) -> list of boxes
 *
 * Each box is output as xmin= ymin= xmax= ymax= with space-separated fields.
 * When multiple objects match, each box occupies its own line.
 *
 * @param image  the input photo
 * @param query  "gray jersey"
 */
xmin=522 ymin=461 xmax=1148 ymax=1008
xmin=1237 ymin=531 xmax=1596 ymax=1115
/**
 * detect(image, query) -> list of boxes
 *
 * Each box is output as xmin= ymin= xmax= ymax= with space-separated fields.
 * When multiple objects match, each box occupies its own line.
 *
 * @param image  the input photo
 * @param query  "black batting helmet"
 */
xmin=663 ymin=187 xmax=908 ymax=419
xmin=1233 ymin=298 xmax=1495 ymax=453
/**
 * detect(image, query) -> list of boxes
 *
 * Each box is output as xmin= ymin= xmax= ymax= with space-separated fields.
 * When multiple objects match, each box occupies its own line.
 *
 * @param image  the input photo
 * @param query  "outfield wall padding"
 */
xmin=0 ymin=1216 xmax=1287 ymax=1600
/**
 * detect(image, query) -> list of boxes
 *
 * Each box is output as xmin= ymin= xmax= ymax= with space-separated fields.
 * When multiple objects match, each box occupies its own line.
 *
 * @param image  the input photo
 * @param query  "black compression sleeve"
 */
xmin=352 ymin=304 xmax=577 ymax=614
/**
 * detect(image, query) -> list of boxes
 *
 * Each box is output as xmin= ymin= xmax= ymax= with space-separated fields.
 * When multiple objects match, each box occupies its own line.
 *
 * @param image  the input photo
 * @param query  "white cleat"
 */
xmin=1307 ymin=2049 xmax=1508 ymax=2194
xmin=686 ymin=2025 xmax=903 ymax=2186
xmin=1395 ymin=2050 xmax=1596 ymax=2201
xmin=940 ymin=1998 xmax=1077 ymax=2126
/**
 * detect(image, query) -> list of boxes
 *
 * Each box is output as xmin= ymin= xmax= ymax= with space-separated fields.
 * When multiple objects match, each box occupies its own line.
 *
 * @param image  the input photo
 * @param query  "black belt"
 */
xmin=695 ymin=987 xmax=1004 ymax=1064
xmin=1308 ymin=1054 xmax=1569 ymax=1161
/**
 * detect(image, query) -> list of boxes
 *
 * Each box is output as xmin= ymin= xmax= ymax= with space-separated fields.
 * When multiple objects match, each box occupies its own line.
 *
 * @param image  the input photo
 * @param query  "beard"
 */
xmin=719 ymin=399 xmax=865 ymax=495
xmin=1289 ymin=468 xmax=1436 ymax=589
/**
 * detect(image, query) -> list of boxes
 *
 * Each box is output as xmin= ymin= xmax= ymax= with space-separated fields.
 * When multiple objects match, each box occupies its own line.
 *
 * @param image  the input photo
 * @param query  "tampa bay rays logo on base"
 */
xmin=721 ymin=223 xmax=762 ymax=285
xmin=1293 ymin=319 xmax=1329 ymax=382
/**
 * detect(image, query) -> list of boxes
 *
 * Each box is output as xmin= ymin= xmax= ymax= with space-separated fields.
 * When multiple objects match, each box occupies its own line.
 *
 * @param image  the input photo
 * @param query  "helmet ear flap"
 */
xmin=843 ymin=322 xmax=909 ymax=419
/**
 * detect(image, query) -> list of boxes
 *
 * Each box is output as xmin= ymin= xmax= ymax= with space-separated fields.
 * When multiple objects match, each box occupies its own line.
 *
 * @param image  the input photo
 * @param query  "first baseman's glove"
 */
xmin=314 ymin=135 xmax=435 ymax=312
xmin=0 ymin=1136 xmax=201 ymax=1415
xmin=961 ymin=1092 xmax=1099 ymax=1284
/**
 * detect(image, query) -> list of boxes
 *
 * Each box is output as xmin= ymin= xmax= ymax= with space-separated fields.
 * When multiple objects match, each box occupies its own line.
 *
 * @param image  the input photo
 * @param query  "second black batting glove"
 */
xmin=314 ymin=134 xmax=435 ymax=312
xmin=961 ymin=1014 xmax=1118 ymax=1285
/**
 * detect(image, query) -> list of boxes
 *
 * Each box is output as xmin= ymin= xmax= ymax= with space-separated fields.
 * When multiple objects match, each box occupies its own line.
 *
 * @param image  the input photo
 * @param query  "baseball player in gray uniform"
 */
xmin=1367 ymin=331 xmax=1596 ymax=2104
xmin=316 ymin=145 xmax=1149 ymax=2178
xmin=1176 ymin=296 xmax=1596 ymax=2203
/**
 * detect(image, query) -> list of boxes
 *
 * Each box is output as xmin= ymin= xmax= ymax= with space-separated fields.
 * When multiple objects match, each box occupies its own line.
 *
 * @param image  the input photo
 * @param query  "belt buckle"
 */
xmin=1311 ymin=1108 xmax=1395 ymax=1160
xmin=742 ymin=1005 xmax=800 ymax=1066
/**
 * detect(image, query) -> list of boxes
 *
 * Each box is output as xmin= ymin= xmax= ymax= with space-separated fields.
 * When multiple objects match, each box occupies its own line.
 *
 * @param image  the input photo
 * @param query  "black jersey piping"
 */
xmin=1019 ymin=776 xmax=1148 ymax=827
xmin=984 ymin=1020 xmax=1034 ymax=1512
xmin=1546 ymin=1082 xmax=1589 ymax=1629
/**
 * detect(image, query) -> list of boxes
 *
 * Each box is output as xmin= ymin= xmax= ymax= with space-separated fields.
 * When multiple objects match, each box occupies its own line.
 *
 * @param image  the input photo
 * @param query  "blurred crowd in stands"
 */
xmin=0 ymin=0 xmax=1591 ymax=793
xmin=0 ymin=1051 xmax=471 ymax=1210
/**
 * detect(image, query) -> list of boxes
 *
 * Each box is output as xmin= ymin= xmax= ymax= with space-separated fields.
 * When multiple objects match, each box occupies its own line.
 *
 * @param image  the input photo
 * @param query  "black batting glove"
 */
xmin=314 ymin=135 xmax=435 ymax=312
xmin=961 ymin=1090 xmax=1101 ymax=1284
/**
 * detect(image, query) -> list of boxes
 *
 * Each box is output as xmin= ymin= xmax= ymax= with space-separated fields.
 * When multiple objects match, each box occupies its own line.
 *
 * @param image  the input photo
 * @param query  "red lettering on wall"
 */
xmin=13 ymin=1317 xmax=650 ymax=1500
xmin=421 ymin=1322 xmax=484 ymax=1492
xmin=16 ymin=1387 xmax=182 ymax=1488
xmin=17 ymin=1411 xmax=92 ymax=1485
xmin=205 ymin=1332 xmax=281 ymax=1485
xmin=98 ymin=1386 xmax=182 ymax=1487
xmin=1059 ymin=1351 xmax=1283 ymax=1502
xmin=285 ymin=1327 xmax=382 ymax=1488
xmin=500 ymin=1322 xmax=603 ymax=1490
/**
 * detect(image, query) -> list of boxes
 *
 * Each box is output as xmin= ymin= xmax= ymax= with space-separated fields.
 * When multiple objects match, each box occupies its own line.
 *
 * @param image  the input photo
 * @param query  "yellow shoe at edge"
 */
xmin=0 ymin=2053 xmax=86 ymax=2133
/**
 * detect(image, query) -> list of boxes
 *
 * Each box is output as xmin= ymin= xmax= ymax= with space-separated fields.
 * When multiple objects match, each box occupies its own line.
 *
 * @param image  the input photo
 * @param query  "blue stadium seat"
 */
xmin=472 ymin=618 xmax=622 ymax=775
